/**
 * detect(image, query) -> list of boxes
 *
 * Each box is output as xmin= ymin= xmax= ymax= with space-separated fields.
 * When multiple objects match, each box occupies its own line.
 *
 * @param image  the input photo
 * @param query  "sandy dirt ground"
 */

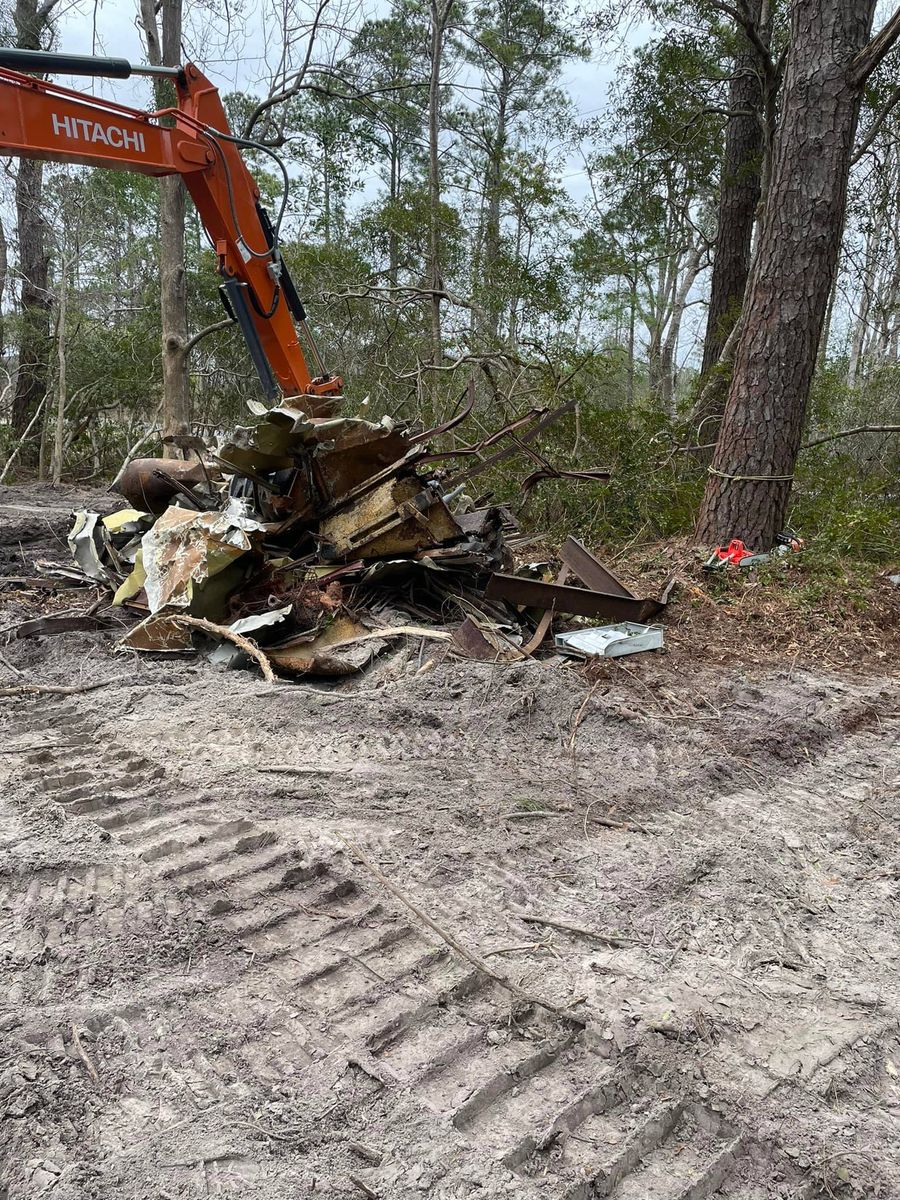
xmin=1 ymin=486 xmax=899 ymax=1200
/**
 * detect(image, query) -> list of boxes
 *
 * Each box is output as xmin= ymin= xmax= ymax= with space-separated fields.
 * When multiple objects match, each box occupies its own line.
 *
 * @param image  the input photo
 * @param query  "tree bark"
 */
xmin=847 ymin=232 xmax=877 ymax=386
xmin=11 ymin=158 xmax=50 ymax=446
xmin=645 ymin=255 xmax=667 ymax=399
xmin=659 ymin=243 xmax=704 ymax=411
xmin=427 ymin=0 xmax=453 ymax=370
xmin=696 ymin=0 xmax=889 ymax=550
xmin=817 ymin=268 xmax=838 ymax=370
xmin=479 ymin=89 xmax=508 ymax=344
xmin=700 ymin=0 xmax=767 ymax=379
xmin=626 ymin=270 xmax=636 ymax=405
xmin=10 ymin=0 xmax=59 ymax=452
xmin=139 ymin=0 xmax=190 ymax=459
xmin=51 ymin=257 xmax=68 ymax=485
xmin=0 ymin=216 xmax=8 ymax=361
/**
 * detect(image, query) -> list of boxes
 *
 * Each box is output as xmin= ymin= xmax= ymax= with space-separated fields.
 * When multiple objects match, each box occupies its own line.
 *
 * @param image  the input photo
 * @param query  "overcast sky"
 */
xmin=55 ymin=0 xmax=631 ymax=204
xmin=49 ymin=1 xmax=709 ymax=357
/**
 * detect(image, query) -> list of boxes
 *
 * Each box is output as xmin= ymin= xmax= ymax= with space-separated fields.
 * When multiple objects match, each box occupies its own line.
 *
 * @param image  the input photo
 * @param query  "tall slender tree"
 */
xmin=696 ymin=0 xmax=900 ymax=547
xmin=10 ymin=0 xmax=61 ymax=450
xmin=455 ymin=0 xmax=582 ymax=343
xmin=139 ymin=0 xmax=190 ymax=457
xmin=427 ymin=0 xmax=455 ymax=368
xmin=349 ymin=5 xmax=429 ymax=284
xmin=584 ymin=33 xmax=720 ymax=407
xmin=699 ymin=0 xmax=770 ymax=378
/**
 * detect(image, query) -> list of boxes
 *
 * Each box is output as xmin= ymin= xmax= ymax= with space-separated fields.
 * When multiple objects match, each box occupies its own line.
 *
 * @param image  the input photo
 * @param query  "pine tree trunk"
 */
xmin=51 ymin=259 xmax=67 ymax=486
xmin=479 ymin=91 xmax=508 ymax=344
xmin=700 ymin=0 xmax=766 ymax=379
xmin=696 ymin=0 xmax=879 ymax=549
xmin=427 ymin=0 xmax=452 ymax=370
xmin=10 ymin=0 xmax=56 ymax=451
xmin=0 ymin=216 xmax=8 ymax=361
xmin=140 ymin=0 xmax=190 ymax=457
xmin=11 ymin=158 xmax=50 ymax=447
xmin=645 ymin=256 xmax=668 ymax=401
xmin=159 ymin=175 xmax=189 ymax=451
xmin=388 ymin=134 xmax=400 ymax=286
xmin=847 ymin=242 xmax=876 ymax=386
xmin=626 ymin=273 xmax=636 ymax=405
xmin=322 ymin=154 xmax=332 ymax=245
xmin=659 ymin=244 xmax=704 ymax=411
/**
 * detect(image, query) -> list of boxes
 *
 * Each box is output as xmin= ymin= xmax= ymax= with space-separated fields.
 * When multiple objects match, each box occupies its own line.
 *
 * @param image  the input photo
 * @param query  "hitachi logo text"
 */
xmin=51 ymin=113 xmax=146 ymax=153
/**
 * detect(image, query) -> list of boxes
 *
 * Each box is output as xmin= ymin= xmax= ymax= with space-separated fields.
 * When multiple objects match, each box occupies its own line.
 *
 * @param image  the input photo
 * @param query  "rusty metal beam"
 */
xmin=410 ymin=378 xmax=476 ymax=444
xmin=559 ymin=537 xmax=634 ymax=599
xmin=485 ymin=573 xmax=664 ymax=623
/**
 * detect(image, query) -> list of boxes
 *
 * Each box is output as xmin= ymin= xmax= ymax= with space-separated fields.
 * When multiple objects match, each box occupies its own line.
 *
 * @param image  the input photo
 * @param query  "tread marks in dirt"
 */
xmin=5 ymin=698 xmax=811 ymax=1198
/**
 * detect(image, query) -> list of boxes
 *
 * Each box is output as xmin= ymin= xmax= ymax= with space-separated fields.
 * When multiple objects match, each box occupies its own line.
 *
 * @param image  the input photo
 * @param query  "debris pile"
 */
xmin=703 ymin=533 xmax=804 ymax=570
xmin=56 ymin=394 xmax=671 ymax=677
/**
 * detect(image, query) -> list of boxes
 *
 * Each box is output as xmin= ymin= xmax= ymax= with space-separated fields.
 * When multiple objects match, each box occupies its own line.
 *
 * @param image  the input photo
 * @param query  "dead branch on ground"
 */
xmin=511 ymin=909 xmax=643 ymax=949
xmin=335 ymin=833 xmax=572 ymax=1020
xmin=0 ymin=677 xmax=129 ymax=698
xmin=170 ymin=614 xmax=276 ymax=683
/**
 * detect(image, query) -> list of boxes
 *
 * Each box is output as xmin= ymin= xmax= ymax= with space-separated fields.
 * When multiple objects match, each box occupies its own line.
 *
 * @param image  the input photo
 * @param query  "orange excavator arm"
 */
xmin=0 ymin=48 xmax=342 ymax=413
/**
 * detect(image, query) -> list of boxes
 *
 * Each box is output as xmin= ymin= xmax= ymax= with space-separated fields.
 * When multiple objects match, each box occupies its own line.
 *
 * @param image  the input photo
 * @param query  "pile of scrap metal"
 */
xmin=60 ymin=395 xmax=671 ymax=678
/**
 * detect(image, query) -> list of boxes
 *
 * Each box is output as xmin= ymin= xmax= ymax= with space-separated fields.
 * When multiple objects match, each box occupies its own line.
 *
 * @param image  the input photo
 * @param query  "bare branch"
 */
xmin=137 ymin=0 xmax=162 ymax=66
xmin=182 ymin=317 xmax=234 ymax=359
xmin=802 ymin=424 xmax=900 ymax=451
xmin=851 ymin=6 xmax=900 ymax=86
xmin=36 ymin=0 xmax=63 ymax=21
xmin=170 ymin=615 xmax=276 ymax=683
xmin=0 ymin=393 xmax=48 ymax=484
xmin=318 ymin=282 xmax=488 ymax=321
xmin=707 ymin=0 xmax=776 ymax=79
xmin=852 ymin=83 xmax=900 ymax=162
xmin=242 ymin=0 xmax=331 ymax=137
xmin=384 ymin=350 xmax=528 ymax=382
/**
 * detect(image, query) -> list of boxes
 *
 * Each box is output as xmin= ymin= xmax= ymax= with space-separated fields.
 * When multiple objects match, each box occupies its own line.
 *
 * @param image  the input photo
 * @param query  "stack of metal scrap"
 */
xmin=60 ymin=396 xmax=671 ymax=677
xmin=63 ymin=400 xmax=523 ymax=675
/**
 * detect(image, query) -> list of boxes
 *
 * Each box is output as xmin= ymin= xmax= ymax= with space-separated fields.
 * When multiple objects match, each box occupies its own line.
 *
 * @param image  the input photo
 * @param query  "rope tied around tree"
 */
xmin=707 ymin=466 xmax=796 ymax=483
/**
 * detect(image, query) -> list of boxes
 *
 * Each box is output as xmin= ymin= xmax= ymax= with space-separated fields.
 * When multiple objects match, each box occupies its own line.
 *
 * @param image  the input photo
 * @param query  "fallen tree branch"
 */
xmin=582 ymin=796 xmax=649 ymax=835
xmin=71 ymin=1024 xmax=100 ymax=1084
xmin=0 ymin=677 xmax=129 ymax=698
xmin=335 ymin=833 xmax=570 ymax=1019
xmin=257 ymin=764 xmax=350 ymax=776
xmin=0 ymin=649 xmax=23 ymax=678
xmin=170 ymin=614 xmax=276 ymax=683
xmin=448 ymin=399 xmax=578 ymax=486
xmin=587 ymin=812 xmax=648 ymax=833
xmin=511 ymin=909 xmax=642 ymax=950
xmin=1 ymin=740 xmax=76 ymax=754
xmin=500 ymin=809 xmax=566 ymax=820
xmin=334 ymin=626 xmax=452 ymax=647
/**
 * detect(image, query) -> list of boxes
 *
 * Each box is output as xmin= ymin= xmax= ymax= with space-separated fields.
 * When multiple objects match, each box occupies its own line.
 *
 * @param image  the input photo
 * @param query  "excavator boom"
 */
xmin=0 ymin=48 xmax=342 ymax=411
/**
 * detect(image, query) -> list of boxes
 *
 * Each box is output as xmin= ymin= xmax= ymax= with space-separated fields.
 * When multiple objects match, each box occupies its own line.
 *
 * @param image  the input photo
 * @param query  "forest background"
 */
xmin=0 ymin=0 xmax=898 ymax=576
